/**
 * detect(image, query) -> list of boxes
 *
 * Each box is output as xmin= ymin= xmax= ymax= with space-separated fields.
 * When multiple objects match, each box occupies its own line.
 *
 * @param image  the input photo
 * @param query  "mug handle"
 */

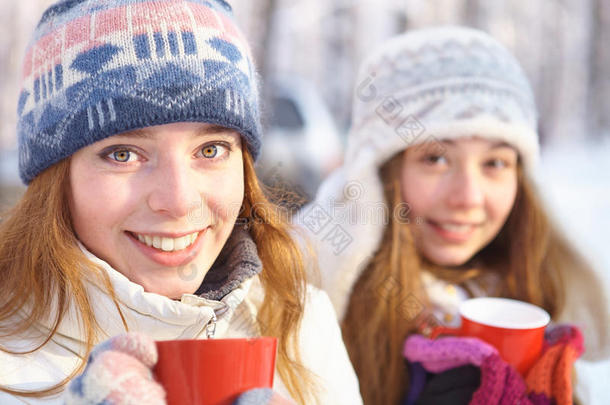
xmin=429 ymin=326 xmax=461 ymax=339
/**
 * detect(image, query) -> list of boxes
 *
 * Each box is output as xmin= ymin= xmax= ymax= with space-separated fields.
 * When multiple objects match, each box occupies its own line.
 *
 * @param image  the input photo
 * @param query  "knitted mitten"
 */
xmin=403 ymin=335 xmax=532 ymax=405
xmin=233 ymin=388 xmax=296 ymax=405
xmin=65 ymin=333 xmax=296 ymax=405
xmin=525 ymin=325 xmax=584 ymax=405
xmin=65 ymin=332 xmax=166 ymax=405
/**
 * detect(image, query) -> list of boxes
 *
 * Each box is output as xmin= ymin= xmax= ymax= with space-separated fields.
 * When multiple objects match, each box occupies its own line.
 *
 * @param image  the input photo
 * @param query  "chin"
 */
xmin=140 ymin=280 xmax=200 ymax=300
xmin=425 ymin=250 xmax=476 ymax=268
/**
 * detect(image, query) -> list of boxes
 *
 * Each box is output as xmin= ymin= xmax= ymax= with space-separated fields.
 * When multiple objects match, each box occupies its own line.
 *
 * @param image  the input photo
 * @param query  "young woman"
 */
xmin=0 ymin=1 xmax=362 ymax=404
xmin=300 ymin=26 xmax=609 ymax=404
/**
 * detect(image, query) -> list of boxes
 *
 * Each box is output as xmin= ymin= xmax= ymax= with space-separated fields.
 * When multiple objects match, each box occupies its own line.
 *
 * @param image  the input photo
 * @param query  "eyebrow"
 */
xmin=488 ymin=141 xmax=514 ymax=150
xmin=441 ymin=139 xmax=514 ymax=150
xmin=115 ymin=125 xmax=234 ymax=139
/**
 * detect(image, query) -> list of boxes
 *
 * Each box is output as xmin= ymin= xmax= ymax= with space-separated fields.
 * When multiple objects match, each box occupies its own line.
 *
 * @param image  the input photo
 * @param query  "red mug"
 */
xmin=430 ymin=297 xmax=550 ymax=376
xmin=153 ymin=337 xmax=277 ymax=405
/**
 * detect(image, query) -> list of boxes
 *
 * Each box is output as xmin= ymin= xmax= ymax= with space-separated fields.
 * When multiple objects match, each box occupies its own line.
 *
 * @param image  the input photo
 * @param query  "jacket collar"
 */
xmin=43 ymin=227 xmax=261 ymax=351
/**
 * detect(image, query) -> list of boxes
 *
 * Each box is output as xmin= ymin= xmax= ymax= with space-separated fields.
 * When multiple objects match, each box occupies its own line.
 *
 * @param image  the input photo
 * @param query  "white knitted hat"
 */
xmin=345 ymin=25 xmax=539 ymax=173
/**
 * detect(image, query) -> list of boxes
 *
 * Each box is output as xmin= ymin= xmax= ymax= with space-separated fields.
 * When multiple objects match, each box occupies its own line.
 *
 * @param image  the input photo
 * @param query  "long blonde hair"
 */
xmin=0 ymin=150 xmax=315 ymax=404
xmin=341 ymin=152 xmax=603 ymax=405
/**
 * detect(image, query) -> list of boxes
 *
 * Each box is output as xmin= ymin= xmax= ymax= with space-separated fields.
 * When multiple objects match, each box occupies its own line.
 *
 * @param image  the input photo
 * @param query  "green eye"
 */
xmin=113 ymin=150 xmax=131 ymax=162
xmin=202 ymin=145 xmax=218 ymax=158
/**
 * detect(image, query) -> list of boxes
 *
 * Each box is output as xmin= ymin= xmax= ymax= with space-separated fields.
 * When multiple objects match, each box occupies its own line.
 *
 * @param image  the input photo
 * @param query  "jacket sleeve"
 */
xmin=296 ymin=286 xmax=363 ymax=405
xmin=0 ymin=337 xmax=81 ymax=405
xmin=0 ymin=350 xmax=66 ymax=404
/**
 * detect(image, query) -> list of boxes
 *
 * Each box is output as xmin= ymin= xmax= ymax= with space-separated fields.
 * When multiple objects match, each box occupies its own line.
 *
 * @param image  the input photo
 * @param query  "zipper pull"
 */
xmin=206 ymin=312 xmax=217 ymax=339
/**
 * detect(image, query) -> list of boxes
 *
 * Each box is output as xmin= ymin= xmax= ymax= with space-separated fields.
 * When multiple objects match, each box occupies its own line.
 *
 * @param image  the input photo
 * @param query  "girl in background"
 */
xmin=0 ymin=1 xmax=362 ymax=404
xmin=301 ymin=26 xmax=609 ymax=404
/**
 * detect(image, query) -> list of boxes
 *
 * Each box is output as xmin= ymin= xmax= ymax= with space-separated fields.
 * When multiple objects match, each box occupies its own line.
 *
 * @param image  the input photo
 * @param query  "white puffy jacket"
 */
xmin=0 ymin=246 xmax=363 ymax=405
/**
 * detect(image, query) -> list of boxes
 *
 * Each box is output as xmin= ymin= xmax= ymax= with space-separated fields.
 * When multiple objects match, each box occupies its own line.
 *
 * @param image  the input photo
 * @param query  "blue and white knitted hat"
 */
xmin=346 ymin=25 xmax=539 ymax=174
xmin=17 ymin=0 xmax=261 ymax=184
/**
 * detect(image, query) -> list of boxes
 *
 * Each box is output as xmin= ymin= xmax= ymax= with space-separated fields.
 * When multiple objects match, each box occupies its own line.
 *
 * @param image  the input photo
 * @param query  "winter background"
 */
xmin=0 ymin=0 xmax=609 ymax=401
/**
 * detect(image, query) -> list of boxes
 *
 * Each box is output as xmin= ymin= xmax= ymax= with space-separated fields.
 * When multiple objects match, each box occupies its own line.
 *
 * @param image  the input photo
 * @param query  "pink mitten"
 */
xmin=65 ymin=332 xmax=166 ymax=405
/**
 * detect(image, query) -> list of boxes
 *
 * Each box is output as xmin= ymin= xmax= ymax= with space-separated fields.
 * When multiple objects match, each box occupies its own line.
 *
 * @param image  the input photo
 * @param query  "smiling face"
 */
xmin=400 ymin=136 xmax=519 ymax=267
xmin=69 ymin=122 xmax=244 ymax=299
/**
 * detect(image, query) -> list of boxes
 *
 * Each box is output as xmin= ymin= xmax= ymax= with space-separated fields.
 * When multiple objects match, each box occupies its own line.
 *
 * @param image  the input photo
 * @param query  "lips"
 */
xmin=427 ymin=220 xmax=480 ymax=243
xmin=125 ymin=228 xmax=207 ymax=267
xmin=133 ymin=232 xmax=199 ymax=252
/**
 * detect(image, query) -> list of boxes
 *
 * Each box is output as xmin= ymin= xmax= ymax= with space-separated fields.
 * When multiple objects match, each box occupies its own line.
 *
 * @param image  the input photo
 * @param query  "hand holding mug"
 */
xmin=428 ymin=297 xmax=550 ymax=375
xmin=65 ymin=332 xmax=166 ymax=405
xmin=66 ymin=334 xmax=290 ymax=405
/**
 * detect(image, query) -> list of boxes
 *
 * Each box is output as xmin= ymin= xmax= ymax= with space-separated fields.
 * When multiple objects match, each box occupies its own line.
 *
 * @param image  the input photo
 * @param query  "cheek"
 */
xmin=488 ymin=181 xmax=518 ymax=222
xmin=69 ymin=167 xmax=133 ymax=239
xmin=70 ymin=170 xmax=101 ymax=233
xmin=205 ymin=165 xmax=244 ymax=224
xmin=401 ymin=172 xmax=438 ymax=216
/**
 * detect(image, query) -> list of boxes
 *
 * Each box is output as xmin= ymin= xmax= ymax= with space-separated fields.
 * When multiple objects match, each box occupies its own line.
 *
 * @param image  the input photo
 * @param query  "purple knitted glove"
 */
xmin=404 ymin=335 xmax=532 ymax=405
xmin=233 ymin=388 xmax=296 ymax=405
xmin=404 ymin=335 xmax=498 ymax=372
xmin=65 ymin=332 xmax=166 ymax=405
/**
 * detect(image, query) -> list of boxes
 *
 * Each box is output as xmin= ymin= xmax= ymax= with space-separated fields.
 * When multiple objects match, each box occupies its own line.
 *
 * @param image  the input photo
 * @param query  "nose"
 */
xmin=446 ymin=165 xmax=485 ymax=209
xmin=147 ymin=157 xmax=202 ymax=219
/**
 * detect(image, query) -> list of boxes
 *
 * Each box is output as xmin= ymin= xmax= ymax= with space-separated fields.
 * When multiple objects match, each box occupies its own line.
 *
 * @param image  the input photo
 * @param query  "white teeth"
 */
xmin=134 ymin=231 xmax=199 ymax=252
xmin=161 ymin=237 xmax=174 ymax=252
xmin=438 ymin=223 xmax=473 ymax=233
xmin=174 ymin=235 xmax=188 ymax=251
xmin=152 ymin=236 xmax=161 ymax=249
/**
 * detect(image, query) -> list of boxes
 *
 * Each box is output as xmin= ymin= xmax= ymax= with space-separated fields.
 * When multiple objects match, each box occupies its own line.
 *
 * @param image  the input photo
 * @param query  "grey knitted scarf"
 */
xmin=195 ymin=226 xmax=263 ymax=301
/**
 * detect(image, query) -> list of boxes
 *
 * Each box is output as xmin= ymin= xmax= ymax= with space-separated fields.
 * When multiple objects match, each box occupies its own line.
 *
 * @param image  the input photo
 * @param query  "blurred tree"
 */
xmin=589 ymin=0 xmax=610 ymax=138
xmin=1 ymin=0 xmax=609 ymax=152
xmin=0 ymin=0 xmax=56 ymax=150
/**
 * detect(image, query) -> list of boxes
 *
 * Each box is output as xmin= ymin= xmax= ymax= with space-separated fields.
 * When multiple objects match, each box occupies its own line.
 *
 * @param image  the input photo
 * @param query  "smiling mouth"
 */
xmin=126 ymin=231 xmax=199 ymax=252
xmin=426 ymin=219 xmax=483 ymax=243
xmin=428 ymin=221 xmax=480 ymax=233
